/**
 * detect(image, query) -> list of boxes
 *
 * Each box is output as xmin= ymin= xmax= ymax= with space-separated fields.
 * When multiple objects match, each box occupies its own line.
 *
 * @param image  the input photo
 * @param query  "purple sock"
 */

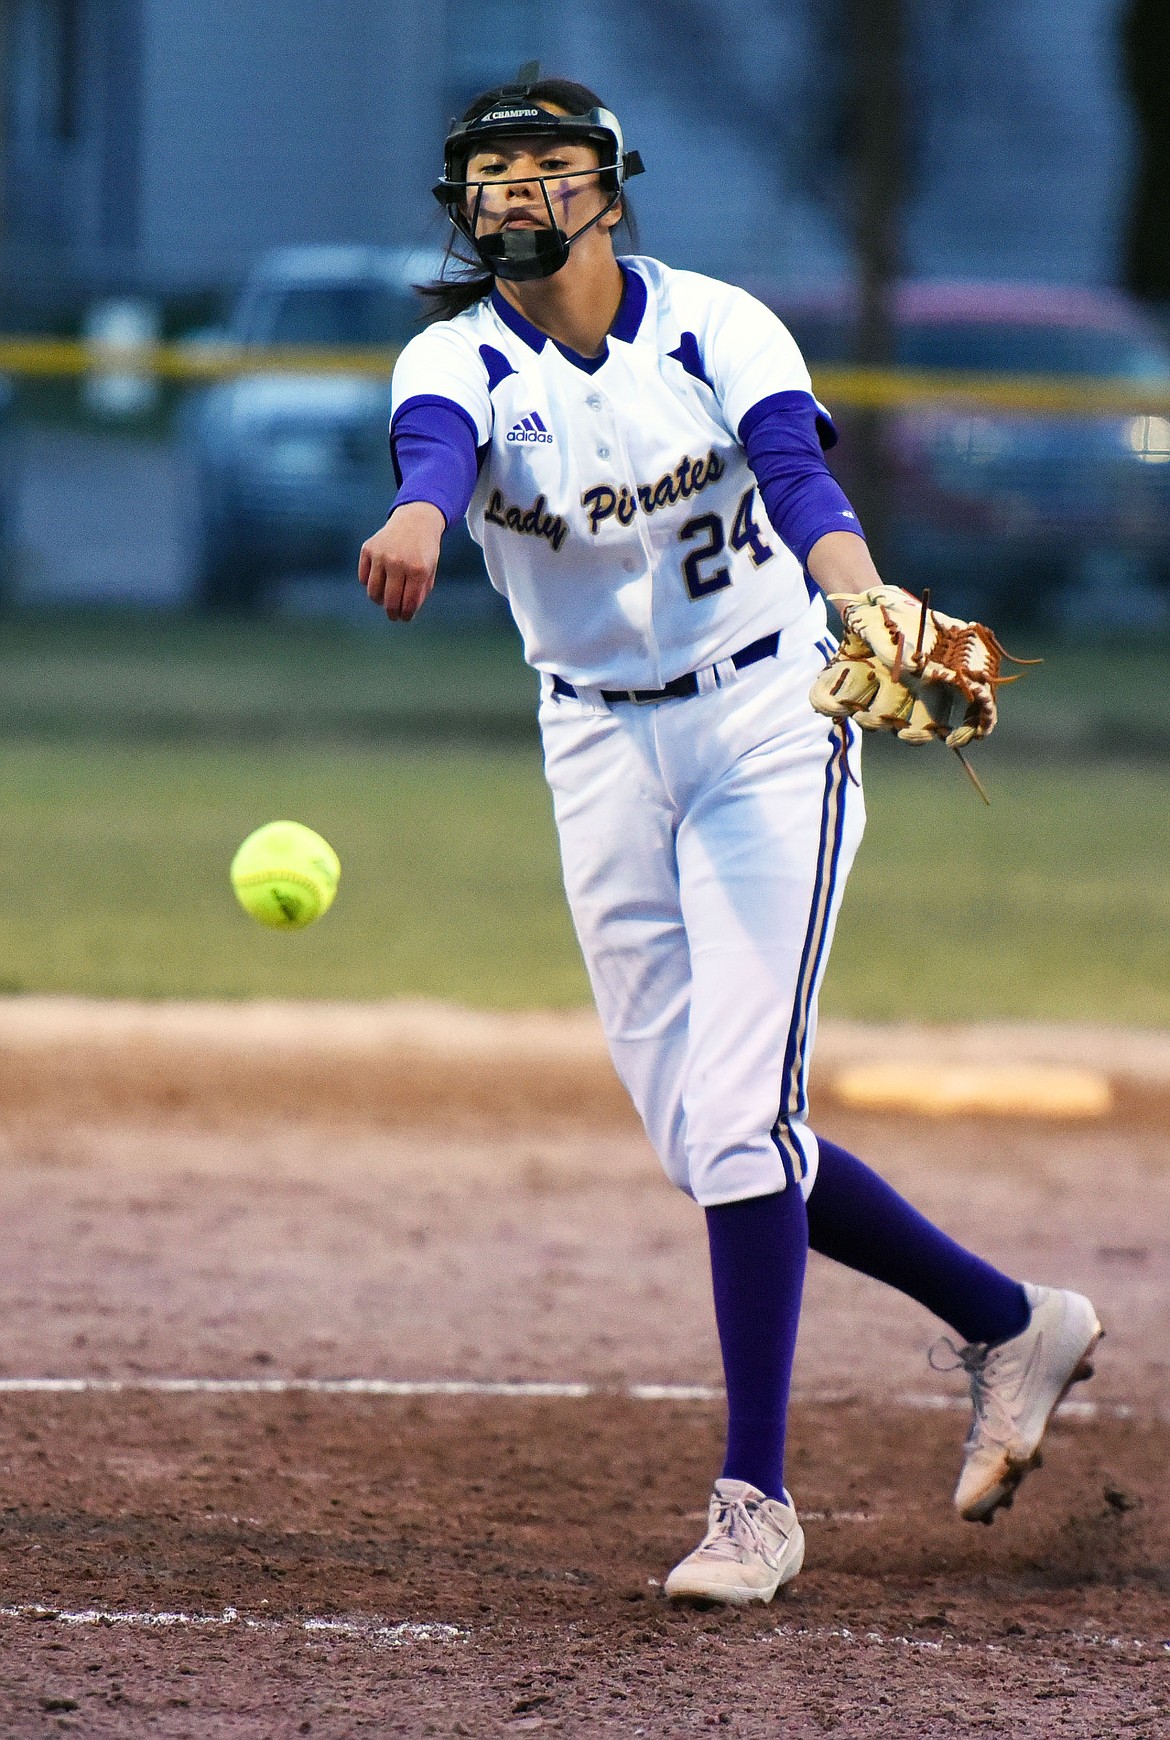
xmin=704 ymin=1188 xmax=808 ymax=1502
xmin=806 ymin=1137 xmax=1030 ymax=1346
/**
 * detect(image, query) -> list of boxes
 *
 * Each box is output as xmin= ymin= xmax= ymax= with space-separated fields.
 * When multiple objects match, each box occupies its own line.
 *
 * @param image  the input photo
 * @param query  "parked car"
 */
xmin=761 ymin=282 xmax=1170 ymax=625
xmin=181 ymin=244 xmax=485 ymax=611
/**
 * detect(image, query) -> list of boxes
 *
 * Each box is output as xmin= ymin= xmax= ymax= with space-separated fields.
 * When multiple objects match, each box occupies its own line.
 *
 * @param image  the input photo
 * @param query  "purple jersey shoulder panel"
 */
xmin=668 ymin=330 xmax=713 ymax=391
xmin=478 ymin=344 xmax=516 ymax=393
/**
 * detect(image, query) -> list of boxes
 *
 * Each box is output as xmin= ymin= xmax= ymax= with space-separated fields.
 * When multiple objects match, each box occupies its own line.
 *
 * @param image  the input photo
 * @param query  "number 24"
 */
xmin=679 ymin=489 xmax=773 ymax=599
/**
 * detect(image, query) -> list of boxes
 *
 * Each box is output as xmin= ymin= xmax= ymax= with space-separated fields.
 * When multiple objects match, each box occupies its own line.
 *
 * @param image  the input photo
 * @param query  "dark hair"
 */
xmin=416 ymin=76 xmax=639 ymax=324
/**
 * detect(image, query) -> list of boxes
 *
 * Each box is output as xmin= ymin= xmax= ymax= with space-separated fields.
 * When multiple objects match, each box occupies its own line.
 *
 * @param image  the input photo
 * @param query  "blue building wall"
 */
xmin=529 ymin=0 xmax=1136 ymax=288
xmin=0 ymin=0 xmax=1142 ymax=298
xmin=907 ymin=0 xmax=1134 ymax=285
xmin=136 ymin=0 xmax=448 ymax=284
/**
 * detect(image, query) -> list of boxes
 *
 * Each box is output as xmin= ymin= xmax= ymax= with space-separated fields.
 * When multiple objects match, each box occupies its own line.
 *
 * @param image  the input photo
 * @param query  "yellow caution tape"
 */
xmin=0 ymin=338 xmax=402 ymax=381
xmin=812 ymin=365 xmax=1170 ymax=416
xmin=0 ymin=336 xmax=1169 ymax=414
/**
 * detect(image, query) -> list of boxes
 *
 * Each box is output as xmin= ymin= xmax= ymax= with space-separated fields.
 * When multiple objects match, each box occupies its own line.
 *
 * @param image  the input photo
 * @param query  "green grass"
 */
xmin=0 ymin=741 xmax=585 ymax=1006
xmin=0 ymin=609 xmax=538 ymax=742
xmin=0 ymin=734 xmax=1167 ymax=1020
xmin=0 ymin=610 xmax=1166 ymax=1017
xmin=825 ymin=753 xmax=1170 ymax=1025
xmin=3 ymin=609 xmax=1169 ymax=755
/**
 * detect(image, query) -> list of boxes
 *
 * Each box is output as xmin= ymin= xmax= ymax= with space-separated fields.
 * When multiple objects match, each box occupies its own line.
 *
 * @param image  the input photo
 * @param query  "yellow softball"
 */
xmin=230 ymin=820 xmax=341 ymax=930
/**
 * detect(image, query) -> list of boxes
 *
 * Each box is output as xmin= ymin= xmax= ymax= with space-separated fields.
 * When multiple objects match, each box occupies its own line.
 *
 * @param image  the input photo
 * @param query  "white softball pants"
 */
xmin=539 ymin=618 xmax=865 ymax=1207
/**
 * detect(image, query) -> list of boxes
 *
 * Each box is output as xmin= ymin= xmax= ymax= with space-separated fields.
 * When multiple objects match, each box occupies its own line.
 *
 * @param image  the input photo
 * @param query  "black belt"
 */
xmin=551 ymin=630 xmax=781 ymax=705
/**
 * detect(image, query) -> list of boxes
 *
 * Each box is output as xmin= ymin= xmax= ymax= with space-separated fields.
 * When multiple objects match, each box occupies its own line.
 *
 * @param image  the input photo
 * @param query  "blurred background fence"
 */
xmin=0 ymin=0 xmax=1167 ymax=625
xmin=0 ymin=0 xmax=1168 ymax=1020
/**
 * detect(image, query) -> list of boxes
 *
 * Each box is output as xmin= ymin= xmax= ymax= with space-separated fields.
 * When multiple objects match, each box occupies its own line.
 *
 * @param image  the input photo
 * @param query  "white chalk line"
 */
xmin=2 ymin=1602 xmax=1165 ymax=1660
xmin=0 ymin=1603 xmax=466 ymax=1648
xmin=0 ymin=1377 xmax=1157 ymax=1422
xmin=800 ymin=1509 xmax=881 ymax=1523
xmin=0 ymin=1377 xmax=594 ymax=1399
xmin=894 ymin=1390 xmax=1155 ymax=1423
xmin=768 ymin=1621 xmax=1170 ymax=1659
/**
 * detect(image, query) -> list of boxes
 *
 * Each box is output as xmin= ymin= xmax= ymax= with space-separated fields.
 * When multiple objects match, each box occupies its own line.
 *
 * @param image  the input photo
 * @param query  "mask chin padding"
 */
xmin=477 ymin=225 xmax=571 ymax=281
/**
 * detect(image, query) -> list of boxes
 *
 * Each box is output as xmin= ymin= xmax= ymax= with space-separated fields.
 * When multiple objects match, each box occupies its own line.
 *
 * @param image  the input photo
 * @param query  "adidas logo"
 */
xmin=506 ymin=412 xmax=554 ymax=445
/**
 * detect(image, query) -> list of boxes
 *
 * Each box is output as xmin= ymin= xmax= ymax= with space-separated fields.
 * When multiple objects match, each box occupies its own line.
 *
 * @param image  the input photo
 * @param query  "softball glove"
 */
xmin=810 ymin=586 xmax=1009 ymax=748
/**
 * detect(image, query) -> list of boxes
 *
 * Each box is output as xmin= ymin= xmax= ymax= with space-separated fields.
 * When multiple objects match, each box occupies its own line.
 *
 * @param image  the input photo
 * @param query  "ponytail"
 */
xmin=414 ymin=236 xmax=496 ymax=325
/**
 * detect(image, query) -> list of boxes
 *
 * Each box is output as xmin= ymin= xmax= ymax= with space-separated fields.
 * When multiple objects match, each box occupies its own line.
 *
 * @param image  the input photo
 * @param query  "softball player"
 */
xmin=359 ymin=73 xmax=1102 ymax=1604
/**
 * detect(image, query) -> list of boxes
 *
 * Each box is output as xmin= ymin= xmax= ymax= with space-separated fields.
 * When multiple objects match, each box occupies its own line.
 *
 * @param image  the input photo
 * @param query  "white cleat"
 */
xmin=663 ymin=1478 xmax=805 ymax=1605
xmin=936 ymin=1283 xmax=1103 ymax=1525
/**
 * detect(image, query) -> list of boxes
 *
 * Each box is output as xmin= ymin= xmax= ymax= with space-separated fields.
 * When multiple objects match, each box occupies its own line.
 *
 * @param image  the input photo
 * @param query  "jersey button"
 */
xmin=597 ymin=445 xmax=611 ymax=459
xmin=586 ymin=394 xmax=603 ymax=410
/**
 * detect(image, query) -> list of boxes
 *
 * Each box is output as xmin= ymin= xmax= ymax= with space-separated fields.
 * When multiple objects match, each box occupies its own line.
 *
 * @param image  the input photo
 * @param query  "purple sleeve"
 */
xmin=738 ymin=390 xmax=865 ymax=567
xmin=389 ymin=393 xmax=481 ymax=528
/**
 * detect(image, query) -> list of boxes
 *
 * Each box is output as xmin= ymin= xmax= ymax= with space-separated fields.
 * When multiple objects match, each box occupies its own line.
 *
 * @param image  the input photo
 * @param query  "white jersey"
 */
xmin=390 ymin=256 xmax=835 ymax=690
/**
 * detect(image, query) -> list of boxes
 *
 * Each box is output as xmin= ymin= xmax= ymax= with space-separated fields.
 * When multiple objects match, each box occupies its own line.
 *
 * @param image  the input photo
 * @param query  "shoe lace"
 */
xmin=929 ymin=1335 xmax=1019 ymax=1450
xmin=700 ymin=1493 xmax=778 ymax=1566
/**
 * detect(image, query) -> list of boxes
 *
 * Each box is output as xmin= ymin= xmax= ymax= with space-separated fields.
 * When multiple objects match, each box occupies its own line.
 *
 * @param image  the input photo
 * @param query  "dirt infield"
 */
xmin=0 ymin=1001 xmax=1167 ymax=1736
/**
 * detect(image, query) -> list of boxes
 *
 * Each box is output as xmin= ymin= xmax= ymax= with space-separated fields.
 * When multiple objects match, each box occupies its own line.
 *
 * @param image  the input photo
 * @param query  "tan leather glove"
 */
xmin=812 ymin=587 xmax=1007 ymax=747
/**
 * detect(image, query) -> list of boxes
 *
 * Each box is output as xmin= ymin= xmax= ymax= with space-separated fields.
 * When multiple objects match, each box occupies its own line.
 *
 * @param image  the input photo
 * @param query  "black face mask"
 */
xmin=454 ymin=166 xmax=625 ymax=282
